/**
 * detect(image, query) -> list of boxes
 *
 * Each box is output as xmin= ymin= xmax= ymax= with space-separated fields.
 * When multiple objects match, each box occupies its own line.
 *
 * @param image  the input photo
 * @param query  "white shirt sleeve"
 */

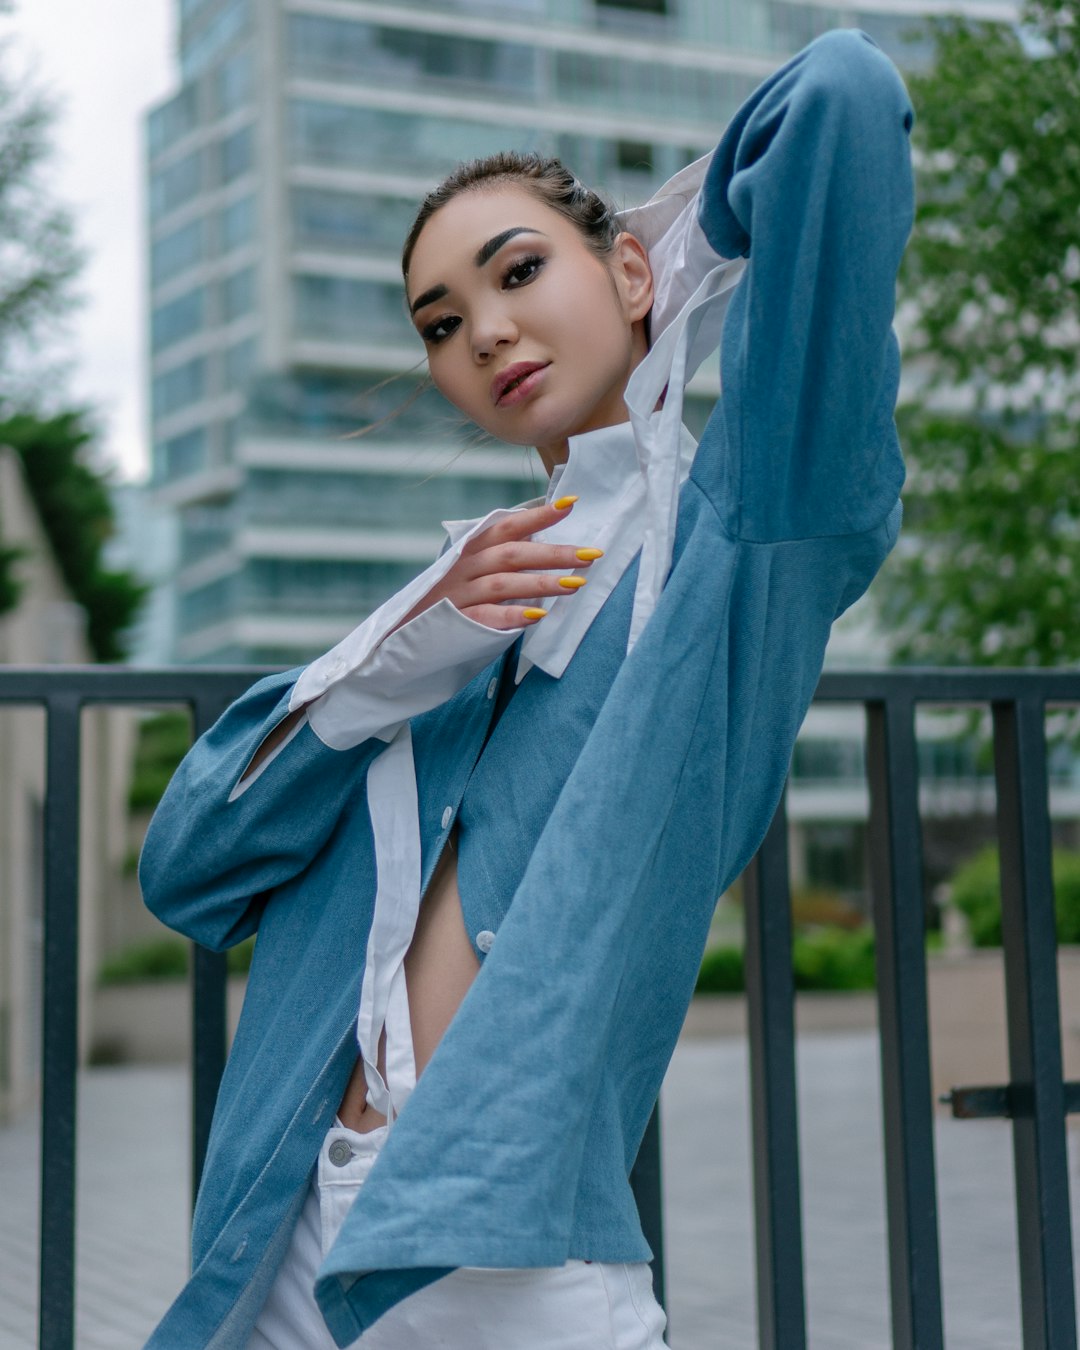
xmin=294 ymin=596 xmax=520 ymax=751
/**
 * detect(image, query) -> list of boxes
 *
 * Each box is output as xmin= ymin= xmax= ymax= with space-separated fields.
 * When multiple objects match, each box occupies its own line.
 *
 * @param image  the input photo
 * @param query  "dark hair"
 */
xmin=401 ymin=151 xmax=619 ymax=281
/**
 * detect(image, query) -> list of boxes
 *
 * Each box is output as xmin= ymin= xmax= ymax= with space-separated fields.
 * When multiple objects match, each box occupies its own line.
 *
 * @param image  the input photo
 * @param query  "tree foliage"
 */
xmin=879 ymin=1 xmax=1080 ymax=666
xmin=0 ymin=16 xmax=80 ymax=378
xmin=0 ymin=9 xmax=87 ymax=619
xmin=0 ymin=410 xmax=146 ymax=660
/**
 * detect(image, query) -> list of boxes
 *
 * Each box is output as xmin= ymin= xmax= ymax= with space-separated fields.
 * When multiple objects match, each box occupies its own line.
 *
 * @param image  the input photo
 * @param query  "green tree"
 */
xmin=879 ymin=1 xmax=1080 ymax=666
xmin=0 ymin=410 xmax=146 ymax=660
xmin=0 ymin=4 xmax=85 ymax=616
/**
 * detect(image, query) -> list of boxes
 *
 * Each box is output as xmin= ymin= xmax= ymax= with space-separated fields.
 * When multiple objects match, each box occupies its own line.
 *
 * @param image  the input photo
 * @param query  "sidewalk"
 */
xmin=2 ymin=1033 xmax=1078 ymax=1349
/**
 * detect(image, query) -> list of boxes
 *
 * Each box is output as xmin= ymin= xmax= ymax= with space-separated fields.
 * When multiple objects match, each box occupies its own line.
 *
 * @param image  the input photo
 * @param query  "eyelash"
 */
xmin=420 ymin=253 xmax=546 ymax=346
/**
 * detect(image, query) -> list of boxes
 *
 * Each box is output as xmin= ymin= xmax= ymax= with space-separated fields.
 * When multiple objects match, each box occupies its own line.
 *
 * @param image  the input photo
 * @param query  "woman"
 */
xmin=141 ymin=29 xmax=914 ymax=1349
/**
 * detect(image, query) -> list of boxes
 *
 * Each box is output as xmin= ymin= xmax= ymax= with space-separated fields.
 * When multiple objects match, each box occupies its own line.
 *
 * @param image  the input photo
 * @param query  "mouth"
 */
xmin=491 ymin=361 xmax=550 ymax=406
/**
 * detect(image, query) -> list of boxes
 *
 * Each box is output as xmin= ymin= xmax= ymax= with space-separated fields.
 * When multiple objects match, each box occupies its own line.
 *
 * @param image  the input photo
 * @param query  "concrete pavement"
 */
xmin=2 ymin=1033 xmax=1078 ymax=1348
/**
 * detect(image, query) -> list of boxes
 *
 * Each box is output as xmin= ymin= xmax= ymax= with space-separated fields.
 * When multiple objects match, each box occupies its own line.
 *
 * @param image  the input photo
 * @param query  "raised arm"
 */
xmin=692 ymin=28 xmax=914 ymax=542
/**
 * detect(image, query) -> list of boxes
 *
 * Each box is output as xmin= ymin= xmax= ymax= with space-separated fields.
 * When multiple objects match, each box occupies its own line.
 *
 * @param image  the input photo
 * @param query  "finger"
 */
xmin=459 ymin=603 xmax=547 ymax=630
xmin=462 ymin=495 xmax=579 ymax=554
xmin=460 ymin=572 xmax=589 ymax=606
xmin=465 ymin=540 xmax=603 ymax=577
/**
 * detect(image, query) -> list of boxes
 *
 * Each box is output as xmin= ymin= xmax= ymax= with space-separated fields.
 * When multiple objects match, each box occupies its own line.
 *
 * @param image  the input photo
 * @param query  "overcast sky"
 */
xmin=3 ymin=0 xmax=175 ymax=481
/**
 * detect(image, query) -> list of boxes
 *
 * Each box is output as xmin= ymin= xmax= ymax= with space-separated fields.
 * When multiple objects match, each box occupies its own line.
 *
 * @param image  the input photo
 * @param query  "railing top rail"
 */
xmin=1 ymin=665 xmax=1079 ymax=705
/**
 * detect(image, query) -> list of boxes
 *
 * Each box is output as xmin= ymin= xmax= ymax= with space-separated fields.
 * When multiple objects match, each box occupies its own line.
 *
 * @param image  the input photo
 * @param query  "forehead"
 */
xmin=408 ymin=184 xmax=577 ymax=287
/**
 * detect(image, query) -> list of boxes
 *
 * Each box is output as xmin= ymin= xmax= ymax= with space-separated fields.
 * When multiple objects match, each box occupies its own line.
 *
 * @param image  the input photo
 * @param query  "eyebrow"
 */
xmin=473 ymin=226 xmax=545 ymax=267
xmin=409 ymin=227 xmax=548 ymax=317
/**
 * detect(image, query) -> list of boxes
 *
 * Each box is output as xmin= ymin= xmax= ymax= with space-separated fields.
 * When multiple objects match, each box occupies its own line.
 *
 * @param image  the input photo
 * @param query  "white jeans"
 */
xmin=248 ymin=1118 xmax=669 ymax=1349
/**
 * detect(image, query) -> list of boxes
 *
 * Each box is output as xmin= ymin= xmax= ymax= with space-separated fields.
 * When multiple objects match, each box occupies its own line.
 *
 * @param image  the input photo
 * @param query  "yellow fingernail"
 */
xmin=553 ymin=495 xmax=578 ymax=510
xmin=575 ymin=548 xmax=604 ymax=562
xmin=559 ymin=576 xmax=587 ymax=590
xmin=522 ymin=607 xmax=548 ymax=621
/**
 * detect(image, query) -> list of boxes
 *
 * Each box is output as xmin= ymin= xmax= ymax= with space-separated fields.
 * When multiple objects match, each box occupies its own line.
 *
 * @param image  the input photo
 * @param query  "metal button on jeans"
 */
xmin=486 ymin=677 xmax=498 ymax=700
xmin=441 ymin=806 xmax=453 ymax=829
xmin=476 ymin=930 xmax=495 ymax=953
xmin=328 ymin=1139 xmax=353 ymax=1167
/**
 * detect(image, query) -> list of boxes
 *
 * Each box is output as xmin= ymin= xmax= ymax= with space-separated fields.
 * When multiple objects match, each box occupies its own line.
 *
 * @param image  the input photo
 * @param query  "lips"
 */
xmin=491 ymin=361 xmax=549 ymax=406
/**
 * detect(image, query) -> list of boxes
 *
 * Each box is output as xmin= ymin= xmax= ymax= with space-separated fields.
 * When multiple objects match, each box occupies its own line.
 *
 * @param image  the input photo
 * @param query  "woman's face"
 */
xmin=406 ymin=184 xmax=653 ymax=472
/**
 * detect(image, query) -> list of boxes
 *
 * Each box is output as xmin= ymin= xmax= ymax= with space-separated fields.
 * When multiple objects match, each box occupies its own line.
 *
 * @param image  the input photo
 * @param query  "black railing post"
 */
xmin=39 ymin=693 xmax=82 ymax=1350
xmin=743 ymin=792 xmax=807 ymax=1350
xmin=992 ymin=696 xmax=1076 ymax=1350
xmin=865 ymin=697 xmax=945 ymax=1350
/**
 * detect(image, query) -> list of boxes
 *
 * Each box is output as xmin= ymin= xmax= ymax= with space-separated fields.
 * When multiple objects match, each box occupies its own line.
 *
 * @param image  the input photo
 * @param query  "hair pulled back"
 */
xmin=402 ymin=151 xmax=619 ymax=281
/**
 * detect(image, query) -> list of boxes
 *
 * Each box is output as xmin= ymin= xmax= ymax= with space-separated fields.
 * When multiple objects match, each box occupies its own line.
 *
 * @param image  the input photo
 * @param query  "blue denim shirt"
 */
xmin=140 ymin=30 xmax=913 ymax=1347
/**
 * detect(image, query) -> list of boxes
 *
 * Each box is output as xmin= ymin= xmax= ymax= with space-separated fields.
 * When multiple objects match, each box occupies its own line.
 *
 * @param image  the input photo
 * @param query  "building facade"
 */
xmin=146 ymin=0 xmax=1014 ymax=668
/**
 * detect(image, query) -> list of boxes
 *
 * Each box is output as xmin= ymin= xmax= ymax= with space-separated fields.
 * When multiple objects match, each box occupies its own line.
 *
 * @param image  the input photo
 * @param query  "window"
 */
xmin=597 ymin=0 xmax=669 ymax=13
xmin=286 ymin=15 xmax=539 ymax=98
xmin=153 ymin=357 xmax=206 ymax=419
xmin=148 ymin=85 xmax=199 ymax=158
xmin=179 ymin=500 xmax=233 ymax=567
xmin=178 ymin=574 xmax=236 ymax=633
xmin=214 ymin=124 xmax=254 ymax=185
xmin=157 ymin=428 xmax=208 ymax=482
xmin=242 ymin=470 xmax=528 ymax=532
xmin=181 ymin=0 xmax=252 ymax=81
xmin=220 ymin=194 xmax=256 ymax=253
xmin=293 ymin=274 xmax=412 ymax=345
xmin=211 ymin=48 xmax=254 ymax=118
xmin=290 ymin=188 xmax=415 ymax=256
xmin=616 ymin=140 xmax=654 ymax=174
xmin=150 ymin=150 xmax=202 ymax=221
xmin=289 ymin=100 xmax=511 ymax=177
xmin=245 ymin=558 xmax=422 ymax=617
xmin=151 ymin=218 xmax=206 ymax=286
xmin=221 ymin=266 xmax=256 ymax=322
xmin=224 ymin=337 xmax=257 ymax=390
xmin=152 ymin=287 xmax=205 ymax=353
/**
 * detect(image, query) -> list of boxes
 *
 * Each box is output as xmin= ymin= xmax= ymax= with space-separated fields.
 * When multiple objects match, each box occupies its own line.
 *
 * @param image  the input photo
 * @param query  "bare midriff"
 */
xmin=337 ymin=824 xmax=480 ymax=1132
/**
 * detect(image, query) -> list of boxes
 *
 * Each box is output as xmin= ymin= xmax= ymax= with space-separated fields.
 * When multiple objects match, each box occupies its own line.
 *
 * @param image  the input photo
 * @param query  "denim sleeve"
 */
xmin=138 ymin=670 xmax=382 ymax=950
xmin=692 ymin=28 xmax=914 ymax=542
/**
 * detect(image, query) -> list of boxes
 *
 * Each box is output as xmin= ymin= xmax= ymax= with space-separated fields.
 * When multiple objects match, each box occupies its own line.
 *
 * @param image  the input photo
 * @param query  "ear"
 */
xmin=610 ymin=231 xmax=654 ymax=325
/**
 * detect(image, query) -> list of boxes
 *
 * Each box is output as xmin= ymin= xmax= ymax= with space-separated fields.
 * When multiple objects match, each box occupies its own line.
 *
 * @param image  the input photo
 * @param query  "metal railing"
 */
xmin=1 ymin=665 xmax=1077 ymax=1350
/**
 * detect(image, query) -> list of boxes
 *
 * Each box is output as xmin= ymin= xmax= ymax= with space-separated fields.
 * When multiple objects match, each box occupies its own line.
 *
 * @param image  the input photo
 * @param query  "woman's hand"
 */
xmin=396 ymin=496 xmax=603 ymax=632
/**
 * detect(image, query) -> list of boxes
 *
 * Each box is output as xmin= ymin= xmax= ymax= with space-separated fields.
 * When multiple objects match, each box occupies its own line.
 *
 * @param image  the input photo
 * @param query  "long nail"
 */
xmin=558 ymin=576 xmax=587 ymax=590
xmin=575 ymin=548 xmax=603 ymax=562
xmin=522 ymin=607 xmax=548 ymax=621
xmin=553 ymin=495 xmax=578 ymax=510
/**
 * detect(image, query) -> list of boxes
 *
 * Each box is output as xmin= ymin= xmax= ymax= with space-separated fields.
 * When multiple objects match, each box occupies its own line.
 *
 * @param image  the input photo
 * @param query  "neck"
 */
xmin=535 ymin=320 xmax=650 ymax=478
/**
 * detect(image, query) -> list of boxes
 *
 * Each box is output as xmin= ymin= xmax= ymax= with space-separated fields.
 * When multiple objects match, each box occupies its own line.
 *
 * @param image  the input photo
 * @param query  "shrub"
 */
xmin=99 ymin=936 xmax=188 ymax=985
xmin=695 ymin=926 xmax=879 ymax=994
xmin=949 ymin=847 xmax=1080 ymax=947
xmin=793 ymin=926 xmax=876 ymax=991
xmin=128 ymin=711 xmax=191 ymax=811
xmin=695 ymin=945 xmax=745 ymax=994
xmin=98 ymin=934 xmax=255 ymax=984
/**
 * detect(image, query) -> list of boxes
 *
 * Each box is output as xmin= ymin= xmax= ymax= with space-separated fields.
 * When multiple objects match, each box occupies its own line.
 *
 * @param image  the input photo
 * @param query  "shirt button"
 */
xmin=486 ymin=677 xmax=498 ymax=700
xmin=476 ymin=930 xmax=495 ymax=953
xmin=326 ymin=656 xmax=346 ymax=680
xmin=441 ymin=806 xmax=453 ymax=829
xmin=328 ymin=1139 xmax=353 ymax=1167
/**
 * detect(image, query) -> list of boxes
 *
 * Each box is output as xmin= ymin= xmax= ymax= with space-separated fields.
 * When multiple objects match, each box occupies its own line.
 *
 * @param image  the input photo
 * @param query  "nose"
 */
xmin=470 ymin=303 xmax=518 ymax=363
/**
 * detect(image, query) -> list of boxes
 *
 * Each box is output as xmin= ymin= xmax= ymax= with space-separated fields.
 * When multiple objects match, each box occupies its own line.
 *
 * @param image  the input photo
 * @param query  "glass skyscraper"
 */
xmin=146 ymin=0 xmax=1013 ymax=664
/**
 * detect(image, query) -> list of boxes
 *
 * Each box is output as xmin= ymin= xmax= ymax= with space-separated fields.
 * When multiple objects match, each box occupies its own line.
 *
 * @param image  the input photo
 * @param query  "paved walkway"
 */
xmin=2 ymin=1033 xmax=1078 ymax=1348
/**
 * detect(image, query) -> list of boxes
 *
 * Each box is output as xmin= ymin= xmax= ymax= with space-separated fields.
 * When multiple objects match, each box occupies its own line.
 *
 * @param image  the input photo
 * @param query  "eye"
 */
xmin=420 ymin=314 xmax=461 ymax=345
xmin=501 ymin=254 xmax=545 ymax=289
